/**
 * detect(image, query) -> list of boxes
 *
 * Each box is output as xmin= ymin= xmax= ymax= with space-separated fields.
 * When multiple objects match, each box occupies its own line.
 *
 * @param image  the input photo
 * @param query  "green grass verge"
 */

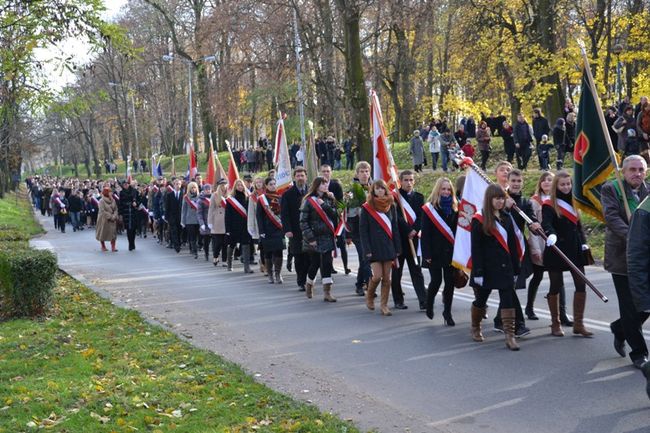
xmin=0 ymin=189 xmax=44 ymax=242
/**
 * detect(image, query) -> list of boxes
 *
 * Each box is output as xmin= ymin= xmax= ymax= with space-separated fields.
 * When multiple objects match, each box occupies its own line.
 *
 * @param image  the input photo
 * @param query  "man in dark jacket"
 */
xmin=164 ymin=178 xmax=183 ymax=252
xmin=627 ymin=192 xmax=650 ymax=398
xmin=281 ymin=167 xmax=310 ymax=291
xmin=321 ymin=164 xmax=349 ymax=274
xmin=532 ymin=108 xmax=551 ymax=169
xmin=604 ymin=155 xmax=649 ymax=369
xmin=118 ymin=180 xmax=140 ymax=251
xmin=346 ymin=161 xmax=372 ymax=295
xmin=391 ymin=170 xmax=426 ymax=310
xmin=513 ymin=113 xmax=534 ymax=170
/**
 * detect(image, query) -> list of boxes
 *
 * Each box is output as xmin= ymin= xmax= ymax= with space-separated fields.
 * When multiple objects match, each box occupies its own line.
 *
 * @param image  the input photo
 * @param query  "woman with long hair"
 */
xmin=299 ymin=176 xmax=339 ymax=301
xmin=470 ymin=184 xmax=521 ymax=350
xmin=207 ymin=179 xmax=228 ymax=266
xmin=181 ymin=181 xmax=201 ymax=259
xmin=225 ymin=179 xmax=254 ymax=273
xmin=95 ymin=186 xmax=118 ymax=252
xmin=421 ymin=178 xmax=458 ymax=325
xmin=257 ymin=177 xmax=285 ymax=283
xmin=247 ymin=176 xmax=266 ymax=273
xmin=360 ymin=179 xmax=402 ymax=316
xmin=542 ymin=170 xmax=592 ymax=337
xmin=196 ymin=184 xmax=213 ymax=261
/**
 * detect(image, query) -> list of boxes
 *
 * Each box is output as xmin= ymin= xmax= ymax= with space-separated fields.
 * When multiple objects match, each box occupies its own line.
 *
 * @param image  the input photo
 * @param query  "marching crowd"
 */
xmin=25 ymin=149 xmax=650 ymax=393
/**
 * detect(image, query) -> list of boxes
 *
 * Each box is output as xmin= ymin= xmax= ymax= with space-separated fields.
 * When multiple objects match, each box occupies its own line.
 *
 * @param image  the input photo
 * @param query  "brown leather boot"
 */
xmin=366 ymin=278 xmax=379 ymax=311
xmin=502 ymin=308 xmax=520 ymax=351
xmin=305 ymin=278 xmax=314 ymax=299
xmin=471 ymin=305 xmax=485 ymax=342
xmin=547 ymin=294 xmax=564 ymax=337
xmin=573 ymin=292 xmax=593 ymax=337
xmin=323 ymin=282 xmax=336 ymax=302
xmin=380 ymin=280 xmax=392 ymax=316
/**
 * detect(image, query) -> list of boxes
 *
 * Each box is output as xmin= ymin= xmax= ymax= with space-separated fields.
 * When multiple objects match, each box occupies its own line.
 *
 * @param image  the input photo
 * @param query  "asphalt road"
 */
xmin=32 ymin=215 xmax=650 ymax=433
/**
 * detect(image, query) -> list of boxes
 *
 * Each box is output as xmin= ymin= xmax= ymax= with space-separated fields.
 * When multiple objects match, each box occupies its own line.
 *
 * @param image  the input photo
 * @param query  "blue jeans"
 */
xmin=430 ymin=152 xmax=439 ymax=170
xmin=69 ymin=211 xmax=81 ymax=229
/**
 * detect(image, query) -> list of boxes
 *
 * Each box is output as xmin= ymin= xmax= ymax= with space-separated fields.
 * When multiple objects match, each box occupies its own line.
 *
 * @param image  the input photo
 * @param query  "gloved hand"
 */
xmin=208 ymin=224 xmax=213 ymax=230
xmin=181 ymin=223 xmax=185 ymax=228
xmin=546 ymin=234 xmax=557 ymax=247
xmin=148 ymin=211 xmax=154 ymax=217
xmin=581 ymin=244 xmax=589 ymax=251
xmin=201 ymin=224 xmax=206 ymax=231
xmin=473 ymin=276 xmax=483 ymax=287
xmin=514 ymin=275 xmax=519 ymax=284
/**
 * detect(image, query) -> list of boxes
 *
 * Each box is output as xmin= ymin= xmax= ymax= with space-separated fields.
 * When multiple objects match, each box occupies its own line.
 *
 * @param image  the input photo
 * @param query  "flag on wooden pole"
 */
xmin=273 ymin=114 xmax=293 ymax=193
xmin=225 ymin=141 xmax=240 ymax=188
xmin=369 ymin=90 xmax=400 ymax=190
xmin=306 ymin=120 xmax=319 ymax=181
xmin=205 ymin=144 xmax=217 ymax=186
xmin=188 ymin=145 xmax=198 ymax=180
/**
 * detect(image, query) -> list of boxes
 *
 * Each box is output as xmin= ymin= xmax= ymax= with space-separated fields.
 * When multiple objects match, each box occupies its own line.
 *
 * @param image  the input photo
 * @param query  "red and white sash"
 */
xmin=543 ymin=198 xmax=579 ymax=225
xmin=508 ymin=214 xmax=526 ymax=262
xmin=422 ymin=203 xmax=454 ymax=245
xmin=259 ymin=194 xmax=283 ymax=230
xmin=152 ymin=185 xmax=160 ymax=194
xmin=334 ymin=208 xmax=349 ymax=236
xmin=184 ymin=195 xmax=198 ymax=210
xmin=226 ymin=196 xmax=248 ymax=219
xmin=138 ymin=203 xmax=150 ymax=215
xmin=362 ymin=202 xmax=393 ymax=239
xmin=54 ymin=196 xmax=64 ymax=208
xmin=91 ymin=196 xmax=100 ymax=207
xmin=166 ymin=185 xmax=174 ymax=193
xmin=112 ymin=193 xmax=120 ymax=202
xmin=201 ymin=197 xmax=210 ymax=208
xmin=220 ymin=197 xmax=227 ymax=208
xmin=473 ymin=213 xmax=509 ymax=254
xmin=395 ymin=191 xmax=417 ymax=226
xmin=308 ymin=196 xmax=336 ymax=234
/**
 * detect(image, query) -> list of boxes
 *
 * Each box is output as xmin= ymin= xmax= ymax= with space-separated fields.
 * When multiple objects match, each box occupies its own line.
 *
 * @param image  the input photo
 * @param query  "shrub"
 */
xmin=0 ymin=226 xmax=30 ymax=243
xmin=0 ymin=248 xmax=58 ymax=318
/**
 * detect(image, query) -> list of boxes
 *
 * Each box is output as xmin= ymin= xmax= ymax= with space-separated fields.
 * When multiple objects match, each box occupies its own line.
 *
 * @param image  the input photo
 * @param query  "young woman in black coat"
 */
xmin=542 ymin=170 xmax=592 ymax=338
xmin=118 ymin=181 xmax=139 ymax=251
xmin=360 ymin=179 xmax=402 ymax=316
xmin=421 ymin=177 xmax=458 ymax=326
xmin=299 ymin=176 xmax=339 ymax=302
xmin=470 ymin=184 xmax=521 ymax=351
xmin=257 ymin=177 xmax=286 ymax=283
xmin=225 ymin=179 xmax=253 ymax=273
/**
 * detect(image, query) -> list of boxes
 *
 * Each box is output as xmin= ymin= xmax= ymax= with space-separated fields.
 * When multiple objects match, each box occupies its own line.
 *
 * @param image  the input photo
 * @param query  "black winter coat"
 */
xmin=118 ymin=187 xmax=139 ymax=230
xmin=68 ymin=194 xmax=83 ymax=212
xmin=300 ymin=194 xmax=339 ymax=253
xmin=396 ymin=189 xmax=424 ymax=255
xmin=359 ymin=204 xmax=402 ymax=262
xmin=542 ymin=202 xmax=587 ymax=271
xmin=281 ymin=183 xmax=307 ymax=254
xmin=420 ymin=205 xmax=457 ymax=268
xmin=627 ymin=197 xmax=650 ymax=312
xmin=197 ymin=193 xmax=211 ymax=235
xmin=470 ymin=214 xmax=521 ymax=289
xmin=164 ymin=189 xmax=183 ymax=224
xmin=257 ymin=195 xmax=285 ymax=252
xmin=225 ymin=192 xmax=251 ymax=245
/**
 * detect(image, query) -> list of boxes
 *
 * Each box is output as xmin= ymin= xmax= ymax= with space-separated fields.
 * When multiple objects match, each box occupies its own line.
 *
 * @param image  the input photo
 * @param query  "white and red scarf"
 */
xmin=226 ymin=196 xmax=248 ymax=219
xmin=473 ymin=212 xmax=510 ymax=254
xmin=543 ymin=198 xmax=579 ymax=225
xmin=422 ymin=203 xmax=454 ymax=244
xmin=362 ymin=202 xmax=393 ymax=239
xmin=259 ymin=194 xmax=283 ymax=230
xmin=184 ymin=195 xmax=198 ymax=210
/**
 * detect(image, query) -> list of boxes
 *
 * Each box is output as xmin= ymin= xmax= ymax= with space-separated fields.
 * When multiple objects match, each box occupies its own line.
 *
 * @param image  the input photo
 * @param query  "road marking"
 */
xmin=427 ymin=397 xmax=524 ymax=427
xmin=584 ymin=371 xmax=636 ymax=383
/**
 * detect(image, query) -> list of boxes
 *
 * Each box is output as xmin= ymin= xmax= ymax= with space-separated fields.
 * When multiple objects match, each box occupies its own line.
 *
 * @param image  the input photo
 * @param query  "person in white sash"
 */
xmin=542 ymin=170 xmax=592 ymax=337
xmin=421 ymin=178 xmax=458 ymax=325
xmin=180 ymin=181 xmax=200 ymax=259
xmin=247 ymin=176 xmax=266 ymax=273
xmin=225 ymin=179 xmax=254 ymax=273
xmin=470 ymin=184 xmax=522 ymax=351
xmin=256 ymin=178 xmax=286 ymax=283
xmin=360 ymin=179 xmax=402 ymax=316
xmin=299 ymin=177 xmax=339 ymax=301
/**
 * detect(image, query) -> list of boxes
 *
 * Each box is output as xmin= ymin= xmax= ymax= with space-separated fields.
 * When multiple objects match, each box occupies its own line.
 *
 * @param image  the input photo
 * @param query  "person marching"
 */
xmin=163 ymin=178 xmax=183 ymax=253
xmin=320 ymin=164 xmax=350 ymax=275
xmin=207 ymin=179 xmax=228 ymax=266
xmin=181 ymin=181 xmax=201 ymax=259
xmin=346 ymin=162 xmax=373 ymax=296
xmin=392 ymin=170 xmax=426 ymax=310
xmin=247 ymin=176 xmax=266 ymax=274
xmin=470 ymin=184 xmax=521 ymax=350
xmin=225 ymin=179 xmax=254 ymax=273
xmin=281 ymin=167 xmax=310 ymax=291
xmin=542 ymin=170 xmax=592 ymax=337
xmin=196 ymin=184 xmax=212 ymax=261
xmin=360 ymin=179 xmax=402 ymax=316
xmin=50 ymin=188 xmax=68 ymax=233
xmin=421 ymin=177 xmax=458 ymax=325
xmin=257 ymin=178 xmax=285 ymax=283
xmin=299 ymin=176 xmax=340 ymax=301
xmin=95 ymin=186 xmax=119 ymax=252
xmin=119 ymin=180 xmax=140 ymax=251
xmin=602 ymin=155 xmax=649 ymax=368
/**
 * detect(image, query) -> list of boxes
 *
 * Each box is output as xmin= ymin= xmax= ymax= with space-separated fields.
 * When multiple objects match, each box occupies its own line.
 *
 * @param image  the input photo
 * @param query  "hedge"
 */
xmin=0 ymin=248 xmax=58 ymax=318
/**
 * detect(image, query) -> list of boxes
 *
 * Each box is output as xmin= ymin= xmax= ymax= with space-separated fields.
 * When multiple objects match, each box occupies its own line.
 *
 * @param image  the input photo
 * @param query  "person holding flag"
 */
xmin=257 ymin=178 xmax=286 ymax=283
xmin=180 ymin=182 xmax=201 ymax=259
xmin=391 ymin=170 xmax=426 ymax=311
xmin=421 ymin=177 xmax=458 ymax=325
xmin=470 ymin=184 xmax=521 ymax=351
xmin=542 ymin=171 xmax=593 ymax=338
xmin=299 ymin=176 xmax=340 ymax=301
xmin=225 ymin=179 xmax=254 ymax=274
xmin=360 ymin=179 xmax=402 ymax=316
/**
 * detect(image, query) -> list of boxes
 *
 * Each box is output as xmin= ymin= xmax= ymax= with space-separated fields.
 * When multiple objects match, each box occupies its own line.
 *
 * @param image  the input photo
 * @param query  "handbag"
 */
xmin=453 ymin=268 xmax=469 ymax=288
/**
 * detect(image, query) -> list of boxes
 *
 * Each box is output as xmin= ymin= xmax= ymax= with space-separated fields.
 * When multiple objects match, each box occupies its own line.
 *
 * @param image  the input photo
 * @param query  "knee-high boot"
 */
xmin=471 ymin=305 xmax=485 ymax=342
xmin=242 ymin=245 xmax=254 ymax=274
xmin=425 ymin=285 xmax=439 ymax=320
xmin=226 ymin=246 xmax=234 ymax=271
xmin=273 ymin=256 xmax=283 ymax=284
xmin=559 ymin=285 xmax=573 ymax=326
xmin=573 ymin=292 xmax=593 ymax=337
xmin=502 ymin=308 xmax=520 ymax=351
xmin=442 ymin=288 xmax=455 ymax=326
xmin=547 ymin=293 xmax=564 ymax=336
xmin=380 ymin=280 xmax=392 ymax=316
xmin=366 ymin=278 xmax=379 ymax=311
xmin=323 ymin=278 xmax=336 ymax=302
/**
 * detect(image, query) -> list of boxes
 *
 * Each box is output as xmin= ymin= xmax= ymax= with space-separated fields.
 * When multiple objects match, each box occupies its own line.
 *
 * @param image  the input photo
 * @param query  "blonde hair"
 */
xmin=534 ymin=171 xmax=554 ymax=196
xmin=185 ymin=182 xmax=199 ymax=197
xmin=229 ymin=179 xmax=246 ymax=196
xmin=428 ymin=177 xmax=457 ymax=212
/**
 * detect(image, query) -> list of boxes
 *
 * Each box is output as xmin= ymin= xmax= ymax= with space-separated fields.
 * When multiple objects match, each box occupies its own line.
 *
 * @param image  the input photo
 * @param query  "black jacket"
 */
xmin=118 ymin=187 xmax=139 ymax=230
xmin=542 ymin=200 xmax=587 ymax=271
xmin=627 ymin=197 xmax=650 ymax=312
xmin=299 ymin=194 xmax=338 ymax=253
xmin=532 ymin=116 xmax=550 ymax=142
xmin=257 ymin=194 xmax=285 ymax=252
xmin=225 ymin=192 xmax=251 ymax=245
xmin=396 ymin=188 xmax=424 ymax=252
xmin=359 ymin=204 xmax=402 ymax=262
xmin=281 ymin=183 xmax=307 ymax=254
xmin=164 ymin=189 xmax=183 ymax=224
xmin=328 ymin=180 xmax=344 ymax=201
xmin=68 ymin=194 xmax=83 ymax=212
xmin=420 ymin=205 xmax=457 ymax=268
xmin=470 ymin=213 xmax=521 ymax=289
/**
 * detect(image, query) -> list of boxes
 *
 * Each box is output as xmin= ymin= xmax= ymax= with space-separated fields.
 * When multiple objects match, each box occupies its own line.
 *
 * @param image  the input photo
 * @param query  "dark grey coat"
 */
xmin=627 ymin=197 xmax=650 ymax=312
xmin=602 ymin=180 xmax=649 ymax=275
xmin=299 ymin=195 xmax=338 ymax=253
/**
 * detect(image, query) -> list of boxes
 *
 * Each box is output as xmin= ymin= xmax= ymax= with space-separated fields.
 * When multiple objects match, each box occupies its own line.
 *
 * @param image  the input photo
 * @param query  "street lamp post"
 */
xmin=162 ymin=53 xmax=216 ymax=153
xmin=612 ymin=43 xmax=624 ymax=103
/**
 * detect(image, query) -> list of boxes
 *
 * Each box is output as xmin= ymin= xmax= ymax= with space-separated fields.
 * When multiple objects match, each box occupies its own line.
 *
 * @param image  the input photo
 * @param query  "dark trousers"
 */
xmin=294 ymin=252 xmax=310 ymax=287
xmin=427 ymin=265 xmax=454 ymax=308
xmin=473 ymin=287 xmax=514 ymax=309
xmin=186 ymin=224 xmax=199 ymax=254
xmin=56 ymin=214 xmax=66 ymax=232
xmin=480 ymin=150 xmax=490 ymax=170
xmin=308 ymin=251 xmax=333 ymax=282
xmin=391 ymin=240 xmax=426 ymax=306
xmin=351 ymin=237 xmax=371 ymax=290
xmin=201 ymin=234 xmax=211 ymax=257
xmin=169 ymin=222 xmax=181 ymax=252
xmin=211 ymin=234 xmax=226 ymax=259
xmin=516 ymin=144 xmax=532 ymax=170
xmin=336 ymin=235 xmax=348 ymax=270
xmin=126 ymin=228 xmax=136 ymax=250
xmin=346 ymin=153 xmax=355 ymax=170
xmin=610 ymin=274 xmax=650 ymax=362
xmin=549 ymin=267 xmax=585 ymax=295
xmin=494 ymin=290 xmax=526 ymax=327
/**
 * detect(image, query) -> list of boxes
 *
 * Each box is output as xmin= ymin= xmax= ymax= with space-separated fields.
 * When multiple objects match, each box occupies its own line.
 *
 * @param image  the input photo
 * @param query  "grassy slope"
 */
xmin=0 ymin=189 xmax=44 ymax=238
xmin=0 ymin=192 xmax=360 ymax=433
